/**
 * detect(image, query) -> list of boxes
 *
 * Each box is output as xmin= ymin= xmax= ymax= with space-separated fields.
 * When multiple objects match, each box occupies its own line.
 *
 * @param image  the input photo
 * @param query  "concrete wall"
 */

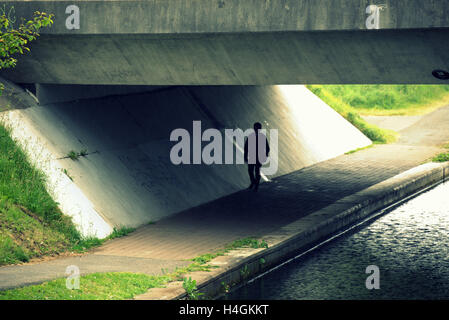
xmin=36 ymin=84 xmax=167 ymax=104
xmin=3 ymin=0 xmax=449 ymax=34
xmin=1 ymin=1 xmax=448 ymax=84
xmin=3 ymin=29 xmax=449 ymax=85
xmin=0 ymin=81 xmax=113 ymax=238
xmin=0 ymin=81 xmax=371 ymax=235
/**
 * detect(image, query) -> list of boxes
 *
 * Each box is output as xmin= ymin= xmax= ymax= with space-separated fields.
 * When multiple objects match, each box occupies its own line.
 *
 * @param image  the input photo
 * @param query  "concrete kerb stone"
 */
xmin=134 ymin=161 xmax=449 ymax=300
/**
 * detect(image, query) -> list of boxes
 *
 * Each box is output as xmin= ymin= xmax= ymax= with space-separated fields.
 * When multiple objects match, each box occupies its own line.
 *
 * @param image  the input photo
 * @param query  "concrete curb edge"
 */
xmin=135 ymin=161 xmax=449 ymax=300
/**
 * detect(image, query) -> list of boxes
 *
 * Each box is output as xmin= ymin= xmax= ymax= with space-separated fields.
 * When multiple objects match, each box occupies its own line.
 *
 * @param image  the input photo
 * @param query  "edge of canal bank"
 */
xmin=134 ymin=161 xmax=449 ymax=300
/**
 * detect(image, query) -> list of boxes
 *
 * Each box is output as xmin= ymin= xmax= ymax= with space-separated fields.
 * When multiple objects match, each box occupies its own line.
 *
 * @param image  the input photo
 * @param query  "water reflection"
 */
xmin=225 ymin=181 xmax=449 ymax=300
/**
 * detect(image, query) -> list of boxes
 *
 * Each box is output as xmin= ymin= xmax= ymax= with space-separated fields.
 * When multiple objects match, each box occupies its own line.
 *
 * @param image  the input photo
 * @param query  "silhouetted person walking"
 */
xmin=244 ymin=122 xmax=270 ymax=192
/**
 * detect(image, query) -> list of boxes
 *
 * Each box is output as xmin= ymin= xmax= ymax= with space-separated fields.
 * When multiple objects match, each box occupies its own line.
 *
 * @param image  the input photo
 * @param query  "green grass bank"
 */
xmin=0 ymin=123 xmax=82 ymax=265
xmin=309 ymin=85 xmax=449 ymax=116
xmin=307 ymin=85 xmax=449 ymax=144
xmin=0 ymin=123 xmax=134 ymax=265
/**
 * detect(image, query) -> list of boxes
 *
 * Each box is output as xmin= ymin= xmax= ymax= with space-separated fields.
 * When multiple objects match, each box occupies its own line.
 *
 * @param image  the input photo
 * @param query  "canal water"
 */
xmin=224 ymin=181 xmax=449 ymax=300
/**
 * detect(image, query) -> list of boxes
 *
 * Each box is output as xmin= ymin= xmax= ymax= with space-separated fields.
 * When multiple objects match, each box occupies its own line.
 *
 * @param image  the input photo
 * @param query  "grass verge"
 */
xmin=345 ymin=144 xmax=374 ymax=155
xmin=307 ymin=85 xmax=398 ymax=144
xmin=0 ymin=237 xmax=268 ymax=300
xmin=309 ymin=85 xmax=449 ymax=116
xmin=0 ymin=272 xmax=170 ymax=300
xmin=432 ymin=142 xmax=449 ymax=163
xmin=0 ymin=122 xmax=80 ymax=265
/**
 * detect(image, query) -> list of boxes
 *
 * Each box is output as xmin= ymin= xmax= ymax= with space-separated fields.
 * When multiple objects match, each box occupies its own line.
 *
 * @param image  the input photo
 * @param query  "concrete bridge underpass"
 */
xmin=0 ymin=0 xmax=448 ymax=85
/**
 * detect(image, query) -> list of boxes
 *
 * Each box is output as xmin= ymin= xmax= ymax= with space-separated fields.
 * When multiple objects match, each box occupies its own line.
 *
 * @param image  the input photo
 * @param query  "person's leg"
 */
xmin=248 ymin=164 xmax=255 ymax=189
xmin=254 ymin=164 xmax=262 ymax=191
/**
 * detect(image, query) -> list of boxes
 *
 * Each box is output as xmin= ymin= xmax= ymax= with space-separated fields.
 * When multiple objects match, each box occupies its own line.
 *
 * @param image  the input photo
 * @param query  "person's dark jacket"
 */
xmin=244 ymin=132 xmax=270 ymax=165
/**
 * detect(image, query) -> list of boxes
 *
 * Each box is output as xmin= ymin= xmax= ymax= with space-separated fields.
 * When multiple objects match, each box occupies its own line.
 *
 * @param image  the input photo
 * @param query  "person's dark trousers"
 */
xmin=248 ymin=163 xmax=262 ymax=190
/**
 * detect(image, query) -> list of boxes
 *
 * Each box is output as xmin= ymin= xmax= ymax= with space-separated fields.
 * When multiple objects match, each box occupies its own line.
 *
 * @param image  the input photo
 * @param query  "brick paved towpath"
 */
xmin=1 ymin=105 xmax=448 ymax=291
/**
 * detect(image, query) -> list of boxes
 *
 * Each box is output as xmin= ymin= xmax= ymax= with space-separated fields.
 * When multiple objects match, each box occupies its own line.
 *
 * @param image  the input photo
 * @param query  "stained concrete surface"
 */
xmin=1 ymin=81 xmax=371 ymax=233
xmin=3 ymin=29 xmax=449 ymax=84
xmin=6 ymin=0 xmax=449 ymax=34
xmin=2 ymin=1 xmax=449 ymax=84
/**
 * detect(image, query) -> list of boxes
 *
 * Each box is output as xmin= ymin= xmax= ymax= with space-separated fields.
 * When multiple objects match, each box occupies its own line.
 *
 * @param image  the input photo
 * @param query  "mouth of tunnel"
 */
xmin=2 ymin=82 xmax=372 ymax=237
